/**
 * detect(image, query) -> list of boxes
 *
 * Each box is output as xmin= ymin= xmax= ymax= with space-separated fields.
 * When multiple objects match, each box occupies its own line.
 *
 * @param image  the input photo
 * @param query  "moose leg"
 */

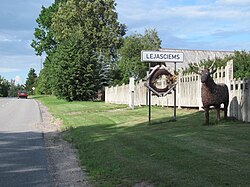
xmin=204 ymin=107 xmax=209 ymax=125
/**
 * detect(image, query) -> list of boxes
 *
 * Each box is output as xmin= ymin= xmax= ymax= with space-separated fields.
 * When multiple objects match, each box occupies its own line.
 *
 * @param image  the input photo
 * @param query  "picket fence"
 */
xmin=105 ymin=60 xmax=250 ymax=122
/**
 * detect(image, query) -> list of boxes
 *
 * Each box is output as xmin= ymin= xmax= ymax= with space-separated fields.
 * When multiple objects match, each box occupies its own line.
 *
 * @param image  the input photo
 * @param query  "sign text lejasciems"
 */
xmin=141 ymin=51 xmax=184 ymax=63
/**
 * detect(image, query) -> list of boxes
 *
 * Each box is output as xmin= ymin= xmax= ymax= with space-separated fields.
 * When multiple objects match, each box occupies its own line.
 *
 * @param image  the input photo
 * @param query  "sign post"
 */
xmin=148 ymin=62 xmax=151 ymax=124
xmin=141 ymin=50 xmax=184 ymax=124
xmin=173 ymin=62 xmax=177 ymax=121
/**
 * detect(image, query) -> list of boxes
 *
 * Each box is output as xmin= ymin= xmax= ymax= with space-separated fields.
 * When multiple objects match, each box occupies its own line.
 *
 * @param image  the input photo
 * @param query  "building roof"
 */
xmin=160 ymin=48 xmax=234 ymax=69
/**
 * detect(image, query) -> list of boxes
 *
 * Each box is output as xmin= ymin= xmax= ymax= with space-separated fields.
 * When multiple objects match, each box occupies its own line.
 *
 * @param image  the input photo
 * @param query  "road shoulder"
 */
xmin=36 ymin=101 xmax=91 ymax=187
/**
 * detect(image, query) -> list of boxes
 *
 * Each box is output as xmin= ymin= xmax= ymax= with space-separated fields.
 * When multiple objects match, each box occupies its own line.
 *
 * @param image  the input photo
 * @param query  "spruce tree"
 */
xmin=25 ymin=68 xmax=37 ymax=95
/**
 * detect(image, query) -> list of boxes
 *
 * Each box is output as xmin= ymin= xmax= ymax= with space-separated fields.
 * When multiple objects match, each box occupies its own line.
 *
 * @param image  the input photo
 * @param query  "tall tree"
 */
xmin=52 ymin=32 xmax=99 ymax=101
xmin=34 ymin=64 xmax=53 ymax=95
xmin=8 ymin=80 xmax=18 ymax=97
xmin=31 ymin=0 xmax=66 ymax=56
xmin=26 ymin=68 xmax=37 ymax=95
xmin=32 ymin=0 xmax=126 ymax=100
xmin=51 ymin=0 xmax=126 ymax=58
xmin=115 ymin=28 xmax=161 ymax=84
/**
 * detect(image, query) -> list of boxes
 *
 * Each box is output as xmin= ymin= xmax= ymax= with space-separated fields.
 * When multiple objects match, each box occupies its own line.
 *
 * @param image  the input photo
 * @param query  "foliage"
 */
xmin=51 ymin=0 xmax=126 ymax=58
xmin=32 ymin=0 xmax=126 ymax=100
xmin=35 ymin=56 xmax=59 ymax=95
xmin=37 ymin=96 xmax=250 ymax=187
xmin=0 ymin=76 xmax=26 ymax=97
xmin=184 ymin=57 xmax=225 ymax=75
xmin=0 ymin=76 xmax=10 ymax=97
xmin=51 ymin=33 xmax=99 ymax=101
xmin=232 ymin=51 xmax=250 ymax=78
xmin=97 ymin=53 xmax=112 ymax=87
xmin=25 ymin=68 xmax=37 ymax=95
xmin=35 ymin=68 xmax=50 ymax=95
xmin=31 ymin=0 xmax=66 ymax=95
xmin=115 ymin=28 xmax=162 ymax=84
xmin=31 ymin=0 xmax=66 ymax=56
xmin=186 ymin=51 xmax=250 ymax=79
xmin=8 ymin=80 xmax=24 ymax=97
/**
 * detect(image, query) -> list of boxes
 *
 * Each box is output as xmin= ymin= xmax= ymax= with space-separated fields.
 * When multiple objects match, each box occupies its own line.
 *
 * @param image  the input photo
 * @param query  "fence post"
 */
xmin=231 ymin=79 xmax=237 ymax=118
xmin=242 ymin=78 xmax=248 ymax=122
xmin=198 ymin=75 xmax=203 ymax=110
xmin=247 ymin=79 xmax=250 ymax=122
xmin=129 ymin=77 xmax=135 ymax=109
xmin=225 ymin=60 xmax=234 ymax=88
xmin=225 ymin=60 xmax=234 ymax=116
xmin=177 ymin=74 xmax=181 ymax=109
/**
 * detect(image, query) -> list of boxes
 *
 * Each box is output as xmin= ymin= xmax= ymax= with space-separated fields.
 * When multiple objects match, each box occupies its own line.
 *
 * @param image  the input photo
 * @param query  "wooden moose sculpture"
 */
xmin=194 ymin=60 xmax=229 ymax=125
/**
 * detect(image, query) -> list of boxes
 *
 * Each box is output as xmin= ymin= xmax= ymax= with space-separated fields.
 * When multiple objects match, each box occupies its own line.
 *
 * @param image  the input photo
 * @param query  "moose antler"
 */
xmin=191 ymin=58 xmax=203 ymax=75
xmin=192 ymin=58 xmax=202 ymax=68
xmin=209 ymin=56 xmax=217 ymax=74
xmin=209 ymin=57 xmax=216 ymax=69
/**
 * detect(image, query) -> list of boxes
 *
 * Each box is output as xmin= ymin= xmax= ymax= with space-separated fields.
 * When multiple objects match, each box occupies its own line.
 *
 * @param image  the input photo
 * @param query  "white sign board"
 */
xmin=141 ymin=50 xmax=184 ymax=63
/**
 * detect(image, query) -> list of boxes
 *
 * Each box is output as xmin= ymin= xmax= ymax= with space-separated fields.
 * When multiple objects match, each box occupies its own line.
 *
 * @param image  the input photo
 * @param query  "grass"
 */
xmin=35 ymin=95 xmax=250 ymax=187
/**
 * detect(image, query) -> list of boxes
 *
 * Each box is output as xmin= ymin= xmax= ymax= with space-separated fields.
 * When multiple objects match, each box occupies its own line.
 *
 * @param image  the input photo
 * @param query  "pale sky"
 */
xmin=0 ymin=0 xmax=249 ymax=83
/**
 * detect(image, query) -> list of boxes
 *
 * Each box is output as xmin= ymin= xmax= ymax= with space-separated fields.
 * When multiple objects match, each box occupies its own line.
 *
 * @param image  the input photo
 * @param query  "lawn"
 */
xmin=36 ymin=96 xmax=250 ymax=187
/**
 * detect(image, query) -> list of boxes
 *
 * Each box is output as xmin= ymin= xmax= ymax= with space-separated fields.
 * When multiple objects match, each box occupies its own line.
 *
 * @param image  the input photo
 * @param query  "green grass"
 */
xmin=36 ymin=95 xmax=250 ymax=187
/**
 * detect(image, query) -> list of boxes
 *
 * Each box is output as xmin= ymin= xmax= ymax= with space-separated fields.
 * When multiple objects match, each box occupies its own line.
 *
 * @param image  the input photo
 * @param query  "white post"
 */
xmin=225 ymin=60 xmax=234 ymax=116
xmin=129 ymin=77 xmax=135 ymax=109
xmin=225 ymin=60 xmax=234 ymax=88
xmin=198 ymin=75 xmax=203 ymax=110
xmin=247 ymin=79 xmax=250 ymax=122
xmin=242 ymin=78 xmax=248 ymax=122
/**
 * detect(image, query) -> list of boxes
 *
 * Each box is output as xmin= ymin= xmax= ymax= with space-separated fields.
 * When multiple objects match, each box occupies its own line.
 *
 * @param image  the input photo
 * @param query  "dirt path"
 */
xmin=36 ymin=101 xmax=91 ymax=187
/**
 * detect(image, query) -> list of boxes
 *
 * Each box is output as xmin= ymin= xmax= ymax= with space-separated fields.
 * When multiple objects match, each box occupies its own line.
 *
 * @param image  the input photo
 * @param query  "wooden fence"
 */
xmin=105 ymin=60 xmax=250 ymax=122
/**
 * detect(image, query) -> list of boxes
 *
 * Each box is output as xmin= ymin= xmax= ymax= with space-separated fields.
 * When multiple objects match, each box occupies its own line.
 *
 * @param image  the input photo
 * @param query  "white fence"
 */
xmin=105 ymin=60 xmax=250 ymax=122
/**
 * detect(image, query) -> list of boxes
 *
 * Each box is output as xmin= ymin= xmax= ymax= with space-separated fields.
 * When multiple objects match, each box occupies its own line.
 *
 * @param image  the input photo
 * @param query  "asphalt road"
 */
xmin=0 ymin=98 xmax=52 ymax=187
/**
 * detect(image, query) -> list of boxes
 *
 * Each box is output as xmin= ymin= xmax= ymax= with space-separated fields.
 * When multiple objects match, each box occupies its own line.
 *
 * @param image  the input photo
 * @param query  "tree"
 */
xmin=51 ymin=0 xmax=126 ymax=58
xmin=26 ymin=68 xmax=37 ymax=95
xmin=32 ymin=0 xmax=126 ymax=100
xmin=97 ymin=53 xmax=112 ymax=88
xmin=115 ymin=28 xmax=161 ymax=84
xmin=8 ymin=80 xmax=18 ymax=97
xmin=51 ymin=32 xmax=99 ymax=101
xmin=0 ymin=76 xmax=9 ymax=97
xmin=232 ymin=51 xmax=250 ymax=78
xmin=31 ymin=0 xmax=66 ymax=56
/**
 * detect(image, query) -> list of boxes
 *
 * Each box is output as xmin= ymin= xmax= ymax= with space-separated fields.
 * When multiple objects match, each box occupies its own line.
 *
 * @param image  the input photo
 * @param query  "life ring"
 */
xmin=149 ymin=69 xmax=173 ymax=93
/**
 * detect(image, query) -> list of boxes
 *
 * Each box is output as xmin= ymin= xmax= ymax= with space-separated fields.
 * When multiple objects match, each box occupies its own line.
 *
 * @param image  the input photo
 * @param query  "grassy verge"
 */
xmin=35 ymin=95 xmax=250 ymax=187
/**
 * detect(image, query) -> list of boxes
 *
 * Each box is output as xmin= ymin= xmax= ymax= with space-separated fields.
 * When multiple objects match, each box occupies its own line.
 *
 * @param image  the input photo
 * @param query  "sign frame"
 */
xmin=141 ymin=50 xmax=183 ymax=124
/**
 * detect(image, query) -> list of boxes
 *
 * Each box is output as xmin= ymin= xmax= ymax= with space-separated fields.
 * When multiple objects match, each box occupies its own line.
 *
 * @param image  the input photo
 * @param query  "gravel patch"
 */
xmin=36 ymin=101 xmax=91 ymax=187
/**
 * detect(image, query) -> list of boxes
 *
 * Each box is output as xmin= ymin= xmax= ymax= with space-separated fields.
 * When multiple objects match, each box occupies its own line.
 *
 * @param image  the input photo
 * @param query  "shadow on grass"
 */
xmin=63 ymin=108 xmax=249 ymax=187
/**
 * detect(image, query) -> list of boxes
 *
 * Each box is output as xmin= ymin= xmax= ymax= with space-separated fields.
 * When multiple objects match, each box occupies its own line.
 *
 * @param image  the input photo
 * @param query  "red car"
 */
xmin=18 ymin=90 xmax=28 ymax=99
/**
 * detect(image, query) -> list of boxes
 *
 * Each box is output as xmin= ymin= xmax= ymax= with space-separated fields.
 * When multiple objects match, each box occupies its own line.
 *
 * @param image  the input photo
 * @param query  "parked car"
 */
xmin=18 ymin=90 xmax=28 ymax=99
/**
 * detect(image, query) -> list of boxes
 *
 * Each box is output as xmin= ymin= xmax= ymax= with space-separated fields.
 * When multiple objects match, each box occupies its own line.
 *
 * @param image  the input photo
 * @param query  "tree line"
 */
xmin=185 ymin=51 xmax=250 ymax=78
xmin=31 ymin=0 xmax=250 ymax=101
xmin=31 ymin=0 xmax=161 ymax=101
xmin=0 ymin=68 xmax=37 ymax=97
xmin=1 ymin=0 xmax=249 ymax=99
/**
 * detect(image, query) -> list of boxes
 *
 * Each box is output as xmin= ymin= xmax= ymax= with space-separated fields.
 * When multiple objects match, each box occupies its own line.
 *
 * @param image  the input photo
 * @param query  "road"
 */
xmin=0 ymin=98 xmax=52 ymax=187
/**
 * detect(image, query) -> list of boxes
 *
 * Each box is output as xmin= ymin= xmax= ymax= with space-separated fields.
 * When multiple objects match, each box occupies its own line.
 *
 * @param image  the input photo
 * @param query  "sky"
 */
xmin=0 ymin=0 xmax=250 ymax=84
